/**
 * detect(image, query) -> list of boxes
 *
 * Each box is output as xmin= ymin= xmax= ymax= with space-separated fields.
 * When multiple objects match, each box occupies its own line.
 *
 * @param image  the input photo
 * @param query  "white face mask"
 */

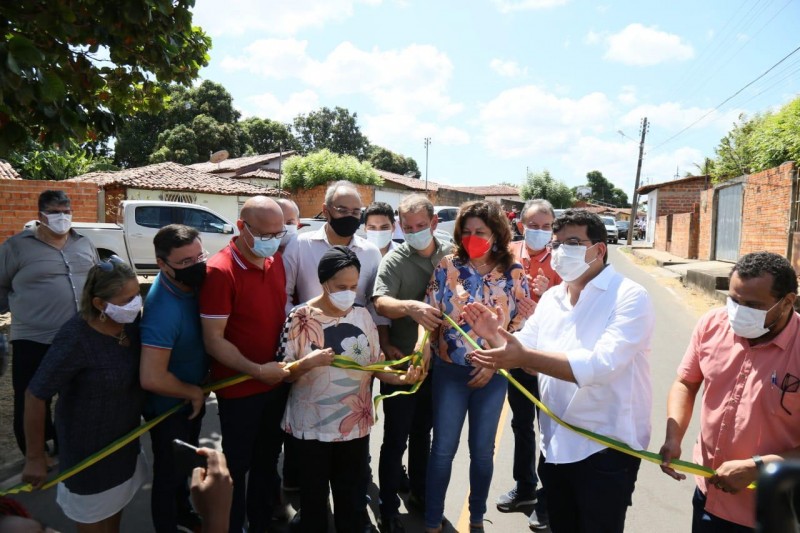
xmin=405 ymin=227 xmax=434 ymax=251
xmin=551 ymin=243 xmax=598 ymax=282
xmin=726 ymin=297 xmax=782 ymax=339
xmin=524 ymin=228 xmax=552 ymax=251
xmin=104 ymin=294 xmax=142 ymax=324
xmin=366 ymin=229 xmax=393 ymax=250
xmin=327 ymin=289 xmax=357 ymax=311
xmin=41 ymin=212 xmax=72 ymax=235
xmin=281 ymin=224 xmax=298 ymax=246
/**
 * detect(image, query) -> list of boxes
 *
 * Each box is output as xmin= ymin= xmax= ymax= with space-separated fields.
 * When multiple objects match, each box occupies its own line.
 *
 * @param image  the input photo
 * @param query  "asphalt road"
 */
xmin=3 ymin=245 xmax=706 ymax=532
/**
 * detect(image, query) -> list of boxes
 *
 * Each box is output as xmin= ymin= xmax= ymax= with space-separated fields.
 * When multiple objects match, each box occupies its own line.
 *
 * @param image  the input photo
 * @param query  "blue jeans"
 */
xmin=425 ymin=358 xmax=507 ymax=528
xmin=692 ymin=487 xmax=754 ymax=532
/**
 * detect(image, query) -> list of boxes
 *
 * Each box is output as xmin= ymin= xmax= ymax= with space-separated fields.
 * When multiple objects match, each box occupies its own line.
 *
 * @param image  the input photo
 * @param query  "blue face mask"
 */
xmin=524 ymin=228 xmax=552 ymax=251
xmin=245 ymin=223 xmax=281 ymax=258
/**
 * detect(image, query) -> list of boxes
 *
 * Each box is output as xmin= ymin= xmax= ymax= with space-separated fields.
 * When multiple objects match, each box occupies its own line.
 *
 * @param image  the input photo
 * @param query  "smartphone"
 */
xmin=172 ymin=439 xmax=207 ymax=471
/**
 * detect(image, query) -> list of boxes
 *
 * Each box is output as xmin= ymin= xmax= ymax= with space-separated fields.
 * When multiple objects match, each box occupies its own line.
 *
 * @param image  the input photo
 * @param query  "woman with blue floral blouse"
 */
xmin=423 ymin=201 xmax=533 ymax=533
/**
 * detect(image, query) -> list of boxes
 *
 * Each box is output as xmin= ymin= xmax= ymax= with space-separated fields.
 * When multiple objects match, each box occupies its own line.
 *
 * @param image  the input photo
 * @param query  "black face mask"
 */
xmin=172 ymin=261 xmax=207 ymax=288
xmin=328 ymin=215 xmax=361 ymax=238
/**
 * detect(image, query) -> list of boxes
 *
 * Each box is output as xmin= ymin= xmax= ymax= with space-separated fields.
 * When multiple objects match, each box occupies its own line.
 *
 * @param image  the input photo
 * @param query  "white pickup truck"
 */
xmin=31 ymin=201 xmax=239 ymax=275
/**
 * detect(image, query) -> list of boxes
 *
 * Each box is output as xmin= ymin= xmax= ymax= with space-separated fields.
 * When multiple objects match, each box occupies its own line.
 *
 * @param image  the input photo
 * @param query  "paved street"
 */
xmin=3 ymin=245 xmax=708 ymax=532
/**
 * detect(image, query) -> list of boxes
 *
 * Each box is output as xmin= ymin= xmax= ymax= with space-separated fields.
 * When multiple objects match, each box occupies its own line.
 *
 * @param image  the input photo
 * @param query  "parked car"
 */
xmin=615 ymin=220 xmax=630 ymax=240
xmin=433 ymin=206 xmax=458 ymax=235
xmin=601 ymin=216 xmax=619 ymax=244
xmin=27 ymin=201 xmax=238 ymax=275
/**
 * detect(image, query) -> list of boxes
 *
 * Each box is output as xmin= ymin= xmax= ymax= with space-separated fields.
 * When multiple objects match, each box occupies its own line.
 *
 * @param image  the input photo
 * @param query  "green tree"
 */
xmin=149 ymin=124 xmax=198 ymax=164
xmin=580 ymin=170 xmax=629 ymax=207
xmin=366 ymin=145 xmax=419 ymax=175
xmin=711 ymin=113 xmax=762 ymax=181
xmin=281 ymin=149 xmax=383 ymax=190
xmin=240 ymin=118 xmax=299 ymax=154
xmin=9 ymin=141 xmax=117 ymax=180
xmin=0 ymin=1 xmax=211 ymax=153
xmin=748 ymin=97 xmax=800 ymax=173
xmin=520 ymin=169 xmax=575 ymax=208
xmin=292 ymin=107 xmax=370 ymax=159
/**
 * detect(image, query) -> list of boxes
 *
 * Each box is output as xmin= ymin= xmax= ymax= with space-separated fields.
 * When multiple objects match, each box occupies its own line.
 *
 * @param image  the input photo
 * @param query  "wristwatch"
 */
xmin=752 ymin=455 xmax=765 ymax=470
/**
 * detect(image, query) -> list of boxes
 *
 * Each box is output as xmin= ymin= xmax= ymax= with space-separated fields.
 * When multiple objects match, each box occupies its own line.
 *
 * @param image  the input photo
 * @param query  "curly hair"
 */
xmin=731 ymin=252 xmax=798 ymax=298
xmin=453 ymin=201 xmax=514 ymax=271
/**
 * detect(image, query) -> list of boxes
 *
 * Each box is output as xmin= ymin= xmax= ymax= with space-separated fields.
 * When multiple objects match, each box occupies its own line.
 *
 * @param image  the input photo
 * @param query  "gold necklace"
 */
xmin=116 ymin=330 xmax=128 ymax=346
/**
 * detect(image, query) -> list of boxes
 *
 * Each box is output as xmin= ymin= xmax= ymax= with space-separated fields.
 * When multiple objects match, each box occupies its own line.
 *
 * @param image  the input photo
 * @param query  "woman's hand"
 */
xmin=463 ymin=302 xmax=505 ymax=347
xmin=516 ymin=296 xmax=536 ymax=321
xmin=467 ymin=365 xmax=495 ymax=389
xmin=304 ymin=347 xmax=336 ymax=368
xmin=399 ymin=364 xmax=424 ymax=384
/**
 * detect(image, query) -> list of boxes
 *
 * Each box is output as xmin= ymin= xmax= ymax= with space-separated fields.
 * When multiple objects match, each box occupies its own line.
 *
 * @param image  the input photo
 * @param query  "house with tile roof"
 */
xmin=68 ymin=162 xmax=285 ymax=222
xmin=0 ymin=160 xmax=21 ymax=180
xmin=188 ymin=151 xmax=295 ymax=188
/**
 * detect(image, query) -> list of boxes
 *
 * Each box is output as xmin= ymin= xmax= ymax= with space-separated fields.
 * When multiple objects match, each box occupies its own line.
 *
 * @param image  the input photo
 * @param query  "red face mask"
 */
xmin=462 ymin=235 xmax=492 ymax=259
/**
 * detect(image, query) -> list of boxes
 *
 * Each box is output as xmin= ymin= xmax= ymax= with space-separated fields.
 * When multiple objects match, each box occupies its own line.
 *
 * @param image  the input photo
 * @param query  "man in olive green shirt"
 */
xmin=373 ymin=195 xmax=452 ymax=533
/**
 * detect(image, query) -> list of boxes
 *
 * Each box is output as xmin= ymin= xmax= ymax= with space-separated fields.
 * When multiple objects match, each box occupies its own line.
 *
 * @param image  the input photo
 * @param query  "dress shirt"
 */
xmin=678 ymin=308 xmax=800 ymax=527
xmin=282 ymin=225 xmax=386 ymax=325
xmin=508 ymin=240 xmax=562 ymax=303
xmin=514 ymin=264 xmax=654 ymax=464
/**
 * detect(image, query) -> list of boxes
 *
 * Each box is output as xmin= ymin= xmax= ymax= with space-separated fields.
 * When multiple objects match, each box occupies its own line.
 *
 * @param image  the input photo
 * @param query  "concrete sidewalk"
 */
xmin=628 ymin=245 xmax=733 ymax=302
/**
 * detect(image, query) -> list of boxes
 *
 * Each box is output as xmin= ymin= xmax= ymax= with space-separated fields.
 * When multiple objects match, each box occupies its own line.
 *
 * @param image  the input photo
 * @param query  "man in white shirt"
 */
xmin=276 ymin=198 xmax=300 ymax=254
xmin=465 ymin=209 xmax=654 ymax=533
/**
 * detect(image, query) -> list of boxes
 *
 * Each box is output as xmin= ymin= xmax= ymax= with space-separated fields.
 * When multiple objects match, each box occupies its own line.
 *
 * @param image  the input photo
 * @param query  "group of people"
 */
xmin=0 ymin=185 xmax=799 ymax=533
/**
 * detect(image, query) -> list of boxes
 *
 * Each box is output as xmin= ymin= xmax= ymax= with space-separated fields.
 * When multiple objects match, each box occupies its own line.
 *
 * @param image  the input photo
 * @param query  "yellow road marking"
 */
xmin=455 ymin=398 xmax=510 ymax=532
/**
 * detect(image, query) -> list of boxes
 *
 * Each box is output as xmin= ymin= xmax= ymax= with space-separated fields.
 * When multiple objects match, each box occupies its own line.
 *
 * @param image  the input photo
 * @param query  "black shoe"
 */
xmin=496 ymin=486 xmax=537 ymax=512
xmin=406 ymin=492 xmax=425 ymax=514
xmin=398 ymin=465 xmax=411 ymax=494
xmin=379 ymin=514 xmax=406 ymax=533
xmin=528 ymin=502 xmax=549 ymax=531
xmin=363 ymin=510 xmax=378 ymax=533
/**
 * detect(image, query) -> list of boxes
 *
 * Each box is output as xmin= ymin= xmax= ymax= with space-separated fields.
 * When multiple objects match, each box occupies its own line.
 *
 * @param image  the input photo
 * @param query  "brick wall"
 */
xmin=698 ymin=188 xmax=713 ymax=260
xmin=654 ymin=177 xmax=710 ymax=217
xmin=288 ymin=183 xmax=376 ymax=218
xmin=0 ymin=180 xmax=100 ymax=243
xmin=671 ymin=208 xmax=699 ymax=259
xmin=436 ymin=187 xmax=484 ymax=207
xmin=738 ymin=161 xmax=794 ymax=257
xmin=655 ymin=214 xmax=671 ymax=252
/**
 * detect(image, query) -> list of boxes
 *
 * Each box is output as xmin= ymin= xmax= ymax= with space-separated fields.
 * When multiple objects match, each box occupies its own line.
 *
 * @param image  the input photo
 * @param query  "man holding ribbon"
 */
xmin=659 ymin=251 xmax=800 ymax=532
xmin=465 ymin=209 xmax=654 ymax=533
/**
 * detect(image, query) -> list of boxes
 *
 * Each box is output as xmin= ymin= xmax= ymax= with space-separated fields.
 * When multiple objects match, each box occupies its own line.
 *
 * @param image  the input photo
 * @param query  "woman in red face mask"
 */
xmin=420 ymin=200 xmax=533 ymax=532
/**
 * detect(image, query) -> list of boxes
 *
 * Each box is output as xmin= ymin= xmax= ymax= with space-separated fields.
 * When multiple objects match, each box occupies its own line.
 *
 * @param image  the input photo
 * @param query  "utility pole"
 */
xmin=627 ymin=117 xmax=648 ymax=246
xmin=424 ymin=137 xmax=431 ymax=192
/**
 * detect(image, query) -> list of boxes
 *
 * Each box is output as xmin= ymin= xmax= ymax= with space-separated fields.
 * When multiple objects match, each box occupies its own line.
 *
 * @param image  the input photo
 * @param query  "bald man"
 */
xmin=199 ymin=196 xmax=291 ymax=532
xmin=276 ymin=198 xmax=300 ymax=253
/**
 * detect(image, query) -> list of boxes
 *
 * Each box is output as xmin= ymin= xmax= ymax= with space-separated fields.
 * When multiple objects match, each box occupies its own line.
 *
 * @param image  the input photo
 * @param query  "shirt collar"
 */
xmin=228 ymin=238 xmax=249 ymax=270
xmin=311 ymin=224 xmax=369 ymax=250
xmin=760 ymin=310 xmax=800 ymax=350
xmin=586 ymin=263 xmax=616 ymax=291
xmin=157 ymin=271 xmax=193 ymax=299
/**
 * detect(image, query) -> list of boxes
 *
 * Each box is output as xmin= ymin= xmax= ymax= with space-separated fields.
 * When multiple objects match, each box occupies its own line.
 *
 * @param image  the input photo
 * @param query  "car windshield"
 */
xmin=602 ymin=217 xmax=615 ymax=225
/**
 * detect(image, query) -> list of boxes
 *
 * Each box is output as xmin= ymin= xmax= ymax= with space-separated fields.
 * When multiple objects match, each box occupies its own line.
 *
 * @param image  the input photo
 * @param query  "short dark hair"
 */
xmin=38 ymin=190 xmax=70 ymax=211
xmin=153 ymin=224 xmax=201 ymax=259
xmin=731 ymin=252 xmax=798 ymax=299
xmin=453 ymin=200 xmax=514 ymax=271
xmin=364 ymin=202 xmax=395 ymax=225
xmin=552 ymin=209 xmax=608 ymax=264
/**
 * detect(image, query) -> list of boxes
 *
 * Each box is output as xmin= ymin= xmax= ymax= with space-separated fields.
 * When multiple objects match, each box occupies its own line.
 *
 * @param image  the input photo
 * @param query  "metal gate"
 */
xmin=714 ymin=184 xmax=743 ymax=262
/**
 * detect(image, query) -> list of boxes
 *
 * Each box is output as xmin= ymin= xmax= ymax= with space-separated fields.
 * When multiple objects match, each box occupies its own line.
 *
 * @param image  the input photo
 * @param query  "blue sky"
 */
xmin=191 ymin=0 xmax=800 ymax=194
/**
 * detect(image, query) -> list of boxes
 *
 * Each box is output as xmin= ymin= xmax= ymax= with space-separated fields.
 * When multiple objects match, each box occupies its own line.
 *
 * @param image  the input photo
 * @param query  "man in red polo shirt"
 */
xmin=200 ymin=196 xmax=290 ymax=533
xmin=499 ymin=199 xmax=561 ymax=530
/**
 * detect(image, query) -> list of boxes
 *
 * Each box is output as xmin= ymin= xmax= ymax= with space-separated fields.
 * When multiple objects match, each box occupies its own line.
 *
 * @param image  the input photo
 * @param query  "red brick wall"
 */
xmin=739 ymin=162 xmax=794 ymax=257
xmin=288 ymin=183 xmax=377 ymax=218
xmin=671 ymin=209 xmax=699 ymax=259
xmin=654 ymin=177 xmax=710 ymax=217
xmin=655 ymin=214 xmax=671 ymax=252
xmin=698 ymin=188 xmax=713 ymax=260
xmin=0 ymin=180 xmax=99 ymax=243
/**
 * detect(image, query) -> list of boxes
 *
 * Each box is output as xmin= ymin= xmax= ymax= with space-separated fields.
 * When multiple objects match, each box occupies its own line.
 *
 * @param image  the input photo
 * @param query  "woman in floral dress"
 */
xmin=423 ymin=200 xmax=533 ymax=532
xmin=279 ymin=245 xmax=421 ymax=533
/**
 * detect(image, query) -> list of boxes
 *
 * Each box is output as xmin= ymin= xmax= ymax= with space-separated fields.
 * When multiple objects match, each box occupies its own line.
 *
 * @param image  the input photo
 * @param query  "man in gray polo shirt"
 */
xmin=0 ymin=190 xmax=99 ymax=455
xmin=373 ymin=194 xmax=452 ymax=533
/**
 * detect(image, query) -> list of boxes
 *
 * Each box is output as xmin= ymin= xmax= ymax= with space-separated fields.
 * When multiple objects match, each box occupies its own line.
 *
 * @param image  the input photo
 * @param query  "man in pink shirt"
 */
xmin=659 ymin=251 xmax=800 ymax=531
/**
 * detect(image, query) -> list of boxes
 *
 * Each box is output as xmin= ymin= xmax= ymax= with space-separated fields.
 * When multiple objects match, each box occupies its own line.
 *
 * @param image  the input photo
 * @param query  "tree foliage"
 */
xmin=8 ymin=141 xmax=117 ymax=180
xmin=520 ymin=170 xmax=575 ymax=208
xmin=576 ymin=170 xmax=629 ymax=207
xmin=0 ymin=1 xmax=211 ymax=153
xmin=711 ymin=113 xmax=762 ymax=181
xmin=367 ymin=145 xmax=419 ymax=175
xmin=240 ymin=118 xmax=299 ymax=155
xmin=293 ymin=107 xmax=370 ymax=159
xmin=281 ymin=149 xmax=383 ymax=191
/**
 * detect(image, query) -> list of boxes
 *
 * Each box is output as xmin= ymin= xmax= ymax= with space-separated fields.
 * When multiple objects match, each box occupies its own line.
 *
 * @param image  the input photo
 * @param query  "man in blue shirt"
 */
xmin=140 ymin=224 xmax=210 ymax=533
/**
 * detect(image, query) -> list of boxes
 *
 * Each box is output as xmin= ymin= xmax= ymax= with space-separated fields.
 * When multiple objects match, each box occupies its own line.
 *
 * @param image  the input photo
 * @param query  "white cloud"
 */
xmin=491 ymin=0 xmax=568 ymax=13
xmin=584 ymin=30 xmax=604 ymax=45
xmin=479 ymin=85 xmax=614 ymax=158
xmin=618 ymin=85 xmax=638 ymax=105
xmin=192 ymin=0 xmax=381 ymax=36
xmin=619 ymin=102 xmax=741 ymax=131
xmin=490 ymin=59 xmax=528 ymax=78
xmin=602 ymin=23 xmax=694 ymax=66
xmin=247 ymin=90 xmax=320 ymax=122
xmin=222 ymin=40 xmax=461 ymax=118
xmin=363 ymin=113 xmax=470 ymax=147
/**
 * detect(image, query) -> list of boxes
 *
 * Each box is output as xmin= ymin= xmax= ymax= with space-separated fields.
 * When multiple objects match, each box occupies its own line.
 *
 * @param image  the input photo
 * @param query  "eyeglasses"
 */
xmin=546 ymin=238 xmax=595 ymax=251
xmin=41 ymin=208 xmax=72 ymax=215
xmin=779 ymin=373 xmax=800 ymax=415
xmin=244 ymin=222 xmax=287 ymax=241
xmin=165 ymin=250 xmax=209 ymax=269
xmin=97 ymin=255 xmax=125 ymax=272
xmin=330 ymin=205 xmax=362 ymax=218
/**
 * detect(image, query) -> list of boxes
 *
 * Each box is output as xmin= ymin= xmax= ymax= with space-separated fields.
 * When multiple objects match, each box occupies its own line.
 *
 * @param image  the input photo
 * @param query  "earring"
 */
xmin=99 ymin=311 xmax=107 ymax=322
xmin=492 ymin=243 xmax=498 ymax=252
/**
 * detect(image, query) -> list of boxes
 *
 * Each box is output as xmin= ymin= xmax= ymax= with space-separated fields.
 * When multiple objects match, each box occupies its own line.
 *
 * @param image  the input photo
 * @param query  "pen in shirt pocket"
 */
xmin=772 ymin=371 xmax=778 ymax=388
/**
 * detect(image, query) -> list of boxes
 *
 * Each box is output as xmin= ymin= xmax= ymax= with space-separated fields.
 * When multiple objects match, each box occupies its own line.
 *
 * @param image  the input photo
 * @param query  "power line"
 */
xmin=650 ymin=42 xmax=800 ymax=153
